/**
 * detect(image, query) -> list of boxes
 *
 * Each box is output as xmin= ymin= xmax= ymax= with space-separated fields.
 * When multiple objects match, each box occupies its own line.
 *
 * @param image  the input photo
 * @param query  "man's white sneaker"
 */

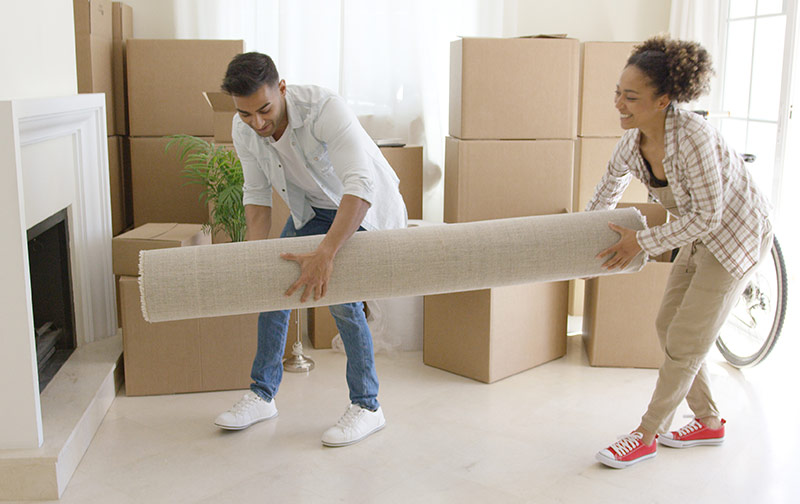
xmin=321 ymin=404 xmax=386 ymax=447
xmin=214 ymin=392 xmax=277 ymax=430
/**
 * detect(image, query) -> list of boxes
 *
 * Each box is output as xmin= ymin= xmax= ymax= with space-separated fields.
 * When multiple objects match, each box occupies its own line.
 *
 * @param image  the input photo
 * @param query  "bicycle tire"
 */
xmin=716 ymin=236 xmax=788 ymax=367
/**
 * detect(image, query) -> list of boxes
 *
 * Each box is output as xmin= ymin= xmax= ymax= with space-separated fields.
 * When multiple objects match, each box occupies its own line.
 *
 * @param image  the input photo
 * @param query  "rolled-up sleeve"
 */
xmin=233 ymin=117 xmax=273 ymax=208
xmin=312 ymin=96 xmax=376 ymax=206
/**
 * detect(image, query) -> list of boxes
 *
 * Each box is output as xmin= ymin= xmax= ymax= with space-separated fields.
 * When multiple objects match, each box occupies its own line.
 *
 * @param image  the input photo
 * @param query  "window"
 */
xmin=716 ymin=0 xmax=797 ymax=209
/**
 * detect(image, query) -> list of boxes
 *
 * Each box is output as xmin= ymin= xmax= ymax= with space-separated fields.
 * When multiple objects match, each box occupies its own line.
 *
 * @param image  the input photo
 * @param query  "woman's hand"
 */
xmin=597 ymin=223 xmax=642 ymax=270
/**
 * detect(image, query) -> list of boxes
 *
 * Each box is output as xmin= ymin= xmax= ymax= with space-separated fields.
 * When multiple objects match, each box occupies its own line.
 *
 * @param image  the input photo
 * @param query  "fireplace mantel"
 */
xmin=0 ymin=94 xmax=119 ymax=499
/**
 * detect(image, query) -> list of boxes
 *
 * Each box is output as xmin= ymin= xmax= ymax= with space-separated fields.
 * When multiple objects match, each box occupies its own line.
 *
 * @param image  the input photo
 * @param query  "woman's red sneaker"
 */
xmin=658 ymin=418 xmax=726 ymax=448
xmin=596 ymin=431 xmax=658 ymax=468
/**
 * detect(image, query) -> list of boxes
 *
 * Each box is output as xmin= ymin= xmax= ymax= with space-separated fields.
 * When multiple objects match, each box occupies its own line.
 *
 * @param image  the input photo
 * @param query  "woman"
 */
xmin=588 ymin=36 xmax=773 ymax=469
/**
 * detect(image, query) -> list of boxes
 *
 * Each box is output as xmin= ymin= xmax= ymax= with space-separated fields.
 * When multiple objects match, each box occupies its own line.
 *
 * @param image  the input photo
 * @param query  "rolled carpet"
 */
xmin=139 ymin=208 xmax=647 ymax=322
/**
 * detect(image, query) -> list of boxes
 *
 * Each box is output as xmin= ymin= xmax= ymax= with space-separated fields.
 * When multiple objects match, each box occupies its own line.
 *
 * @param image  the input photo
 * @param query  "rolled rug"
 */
xmin=139 ymin=208 xmax=647 ymax=322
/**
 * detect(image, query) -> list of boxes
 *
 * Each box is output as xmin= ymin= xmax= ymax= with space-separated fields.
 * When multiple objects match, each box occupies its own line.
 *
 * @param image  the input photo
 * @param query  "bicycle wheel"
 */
xmin=716 ymin=236 xmax=788 ymax=367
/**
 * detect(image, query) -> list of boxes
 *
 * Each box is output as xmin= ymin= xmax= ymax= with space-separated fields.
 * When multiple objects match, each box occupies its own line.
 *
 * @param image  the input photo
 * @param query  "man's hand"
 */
xmin=280 ymin=194 xmax=370 ymax=303
xmin=597 ymin=222 xmax=642 ymax=270
xmin=281 ymin=248 xmax=335 ymax=302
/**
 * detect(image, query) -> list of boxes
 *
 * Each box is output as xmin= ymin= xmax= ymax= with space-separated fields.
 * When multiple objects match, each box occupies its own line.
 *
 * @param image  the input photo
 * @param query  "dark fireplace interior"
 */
xmin=27 ymin=209 xmax=76 ymax=392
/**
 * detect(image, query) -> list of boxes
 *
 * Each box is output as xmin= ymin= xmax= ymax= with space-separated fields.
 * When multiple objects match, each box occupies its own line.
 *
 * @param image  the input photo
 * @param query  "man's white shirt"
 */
xmin=232 ymin=84 xmax=408 ymax=231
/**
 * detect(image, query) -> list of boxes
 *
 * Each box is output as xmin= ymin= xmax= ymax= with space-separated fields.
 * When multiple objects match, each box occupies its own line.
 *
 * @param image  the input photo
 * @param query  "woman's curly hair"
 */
xmin=627 ymin=35 xmax=713 ymax=103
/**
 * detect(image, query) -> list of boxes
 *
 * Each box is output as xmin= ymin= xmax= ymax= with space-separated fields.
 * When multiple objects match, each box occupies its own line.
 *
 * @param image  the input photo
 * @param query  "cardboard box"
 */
xmin=107 ymin=136 xmax=129 ymax=235
xmin=379 ymin=145 xmax=423 ymax=220
xmin=424 ymin=281 xmax=568 ymax=383
xmin=112 ymin=223 xmax=211 ymax=276
xmin=119 ymin=276 xmax=298 ymax=396
xmin=450 ymin=37 xmax=579 ymax=140
xmin=121 ymin=135 xmax=134 ymax=231
xmin=111 ymin=2 xmax=133 ymax=135
xmin=309 ymin=306 xmax=342 ymax=349
xmin=203 ymin=92 xmax=237 ymax=144
xmin=73 ymin=0 xmax=112 ymax=38
xmin=127 ymin=39 xmax=245 ymax=136
xmin=582 ymin=202 xmax=671 ymax=368
xmin=579 ymin=42 xmax=637 ymax=137
xmin=444 ymin=137 xmax=573 ymax=222
xmin=74 ymin=0 xmax=115 ymax=135
xmin=129 ymin=136 xmax=213 ymax=227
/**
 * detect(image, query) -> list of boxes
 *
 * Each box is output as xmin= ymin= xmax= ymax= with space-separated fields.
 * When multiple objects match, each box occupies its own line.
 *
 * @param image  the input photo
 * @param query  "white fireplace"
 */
xmin=0 ymin=94 xmax=121 ymax=500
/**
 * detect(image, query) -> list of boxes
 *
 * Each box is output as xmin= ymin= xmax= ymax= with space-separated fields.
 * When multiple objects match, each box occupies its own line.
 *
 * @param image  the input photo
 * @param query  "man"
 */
xmin=213 ymin=52 xmax=407 ymax=447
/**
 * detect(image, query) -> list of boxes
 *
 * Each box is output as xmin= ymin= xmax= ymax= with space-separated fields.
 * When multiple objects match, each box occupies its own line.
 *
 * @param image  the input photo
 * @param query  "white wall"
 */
xmin=0 ymin=0 xmax=77 ymax=100
xmin=119 ymin=0 xmax=673 ymax=44
xmin=509 ymin=0 xmax=672 ymax=41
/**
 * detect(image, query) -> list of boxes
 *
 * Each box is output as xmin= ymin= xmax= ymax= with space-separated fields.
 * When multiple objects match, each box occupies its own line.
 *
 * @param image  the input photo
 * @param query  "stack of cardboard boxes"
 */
xmin=73 ymin=0 xmax=261 ymax=395
xmin=126 ymin=39 xmax=244 ymax=227
xmin=74 ymin=0 xmax=133 ymax=236
xmin=569 ymin=42 xmax=649 ymax=316
xmin=74 ymin=0 xmax=426 ymax=393
xmin=423 ymin=36 xmax=578 ymax=383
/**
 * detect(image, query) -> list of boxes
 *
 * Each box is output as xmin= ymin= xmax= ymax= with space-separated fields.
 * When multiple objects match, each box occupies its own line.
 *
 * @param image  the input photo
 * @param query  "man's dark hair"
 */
xmin=221 ymin=52 xmax=280 ymax=96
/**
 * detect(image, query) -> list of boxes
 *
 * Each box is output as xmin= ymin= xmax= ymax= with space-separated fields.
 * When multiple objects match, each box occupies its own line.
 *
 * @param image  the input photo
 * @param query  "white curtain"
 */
xmin=668 ymin=0 xmax=723 ymax=113
xmin=173 ymin=0 xmax=505 ymax=223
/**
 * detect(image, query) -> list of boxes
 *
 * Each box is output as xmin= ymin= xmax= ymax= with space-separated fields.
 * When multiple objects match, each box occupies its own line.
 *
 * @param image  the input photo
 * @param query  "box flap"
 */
xmin=519 ymin=34 xmax=569 ymax=39
xmin=203 ymin=92 xmax=237 ymax=112
xmin=457 ymin=34 xmax=573 ymax=41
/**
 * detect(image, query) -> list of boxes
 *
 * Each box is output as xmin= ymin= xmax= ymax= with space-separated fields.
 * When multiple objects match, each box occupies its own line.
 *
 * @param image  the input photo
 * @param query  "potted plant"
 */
xmin=165 ymin=134 xmax=246 ymax=242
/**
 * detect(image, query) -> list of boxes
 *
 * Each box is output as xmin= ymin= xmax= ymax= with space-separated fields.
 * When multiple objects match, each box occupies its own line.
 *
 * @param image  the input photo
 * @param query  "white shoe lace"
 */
xmin=335 ymin=405 xmax=365 ymax=430
xmin=609 ymin=432 xmax=644 ymax=457
xmin=230 ymin=393 xmax=262 ymax=415
xmin=675 ymin=419 xmax=703 ymax=437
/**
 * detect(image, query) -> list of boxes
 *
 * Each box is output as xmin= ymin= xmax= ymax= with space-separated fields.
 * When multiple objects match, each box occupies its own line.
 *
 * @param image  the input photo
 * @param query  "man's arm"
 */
xmin=281 ymin=194 xmax=369 ymax=302
xmin=245 ymin=204 xmax=272 ymax=241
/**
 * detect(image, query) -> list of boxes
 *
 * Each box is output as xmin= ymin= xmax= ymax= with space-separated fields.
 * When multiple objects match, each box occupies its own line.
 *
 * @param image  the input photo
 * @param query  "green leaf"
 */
xmin=167 ymin=134 xmax=247 ymax=241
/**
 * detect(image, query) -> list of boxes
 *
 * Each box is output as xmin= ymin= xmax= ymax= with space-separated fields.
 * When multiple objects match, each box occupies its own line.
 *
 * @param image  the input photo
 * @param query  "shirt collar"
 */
xmin=265 ymin=92 xmax=302 ymax=144
xmin=284 ymin=92 xmax=303 ymax=130
xmin=663 ymin=103 xmax=677 ymax=161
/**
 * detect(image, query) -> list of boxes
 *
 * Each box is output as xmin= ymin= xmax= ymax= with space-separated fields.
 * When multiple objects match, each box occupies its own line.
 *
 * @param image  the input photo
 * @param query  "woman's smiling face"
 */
xmin=614 ymin=65 xmax=670 ymax=131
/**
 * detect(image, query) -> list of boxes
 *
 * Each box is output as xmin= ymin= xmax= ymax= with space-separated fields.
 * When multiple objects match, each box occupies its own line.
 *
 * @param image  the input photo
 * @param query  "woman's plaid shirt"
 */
xmin=587 ymin=106 xmax=771 ymax=279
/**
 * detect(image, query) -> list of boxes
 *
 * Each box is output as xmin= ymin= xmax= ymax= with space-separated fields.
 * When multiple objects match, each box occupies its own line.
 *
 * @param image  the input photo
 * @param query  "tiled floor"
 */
xmin=15 ymin=301 xmax=800 ymax=504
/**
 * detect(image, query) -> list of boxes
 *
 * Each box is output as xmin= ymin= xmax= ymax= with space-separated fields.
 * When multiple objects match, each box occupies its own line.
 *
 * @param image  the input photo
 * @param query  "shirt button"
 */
xmin=282 ymin=189 xmax=286 ymax=192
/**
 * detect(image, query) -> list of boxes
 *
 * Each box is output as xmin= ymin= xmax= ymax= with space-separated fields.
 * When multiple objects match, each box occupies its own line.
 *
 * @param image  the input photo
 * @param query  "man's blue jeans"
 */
xmin=249 ymin=208 xmax=380 ymax=411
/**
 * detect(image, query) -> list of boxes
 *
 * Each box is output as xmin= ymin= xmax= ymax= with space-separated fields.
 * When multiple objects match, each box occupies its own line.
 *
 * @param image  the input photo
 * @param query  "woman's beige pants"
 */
xmin=640 ymin=233 xmax=773 ymax=434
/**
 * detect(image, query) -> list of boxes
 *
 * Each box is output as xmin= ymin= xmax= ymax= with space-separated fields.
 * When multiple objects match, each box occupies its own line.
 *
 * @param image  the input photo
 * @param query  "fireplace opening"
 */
xmin=27 ymin=208 xmax=76 ymax=392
